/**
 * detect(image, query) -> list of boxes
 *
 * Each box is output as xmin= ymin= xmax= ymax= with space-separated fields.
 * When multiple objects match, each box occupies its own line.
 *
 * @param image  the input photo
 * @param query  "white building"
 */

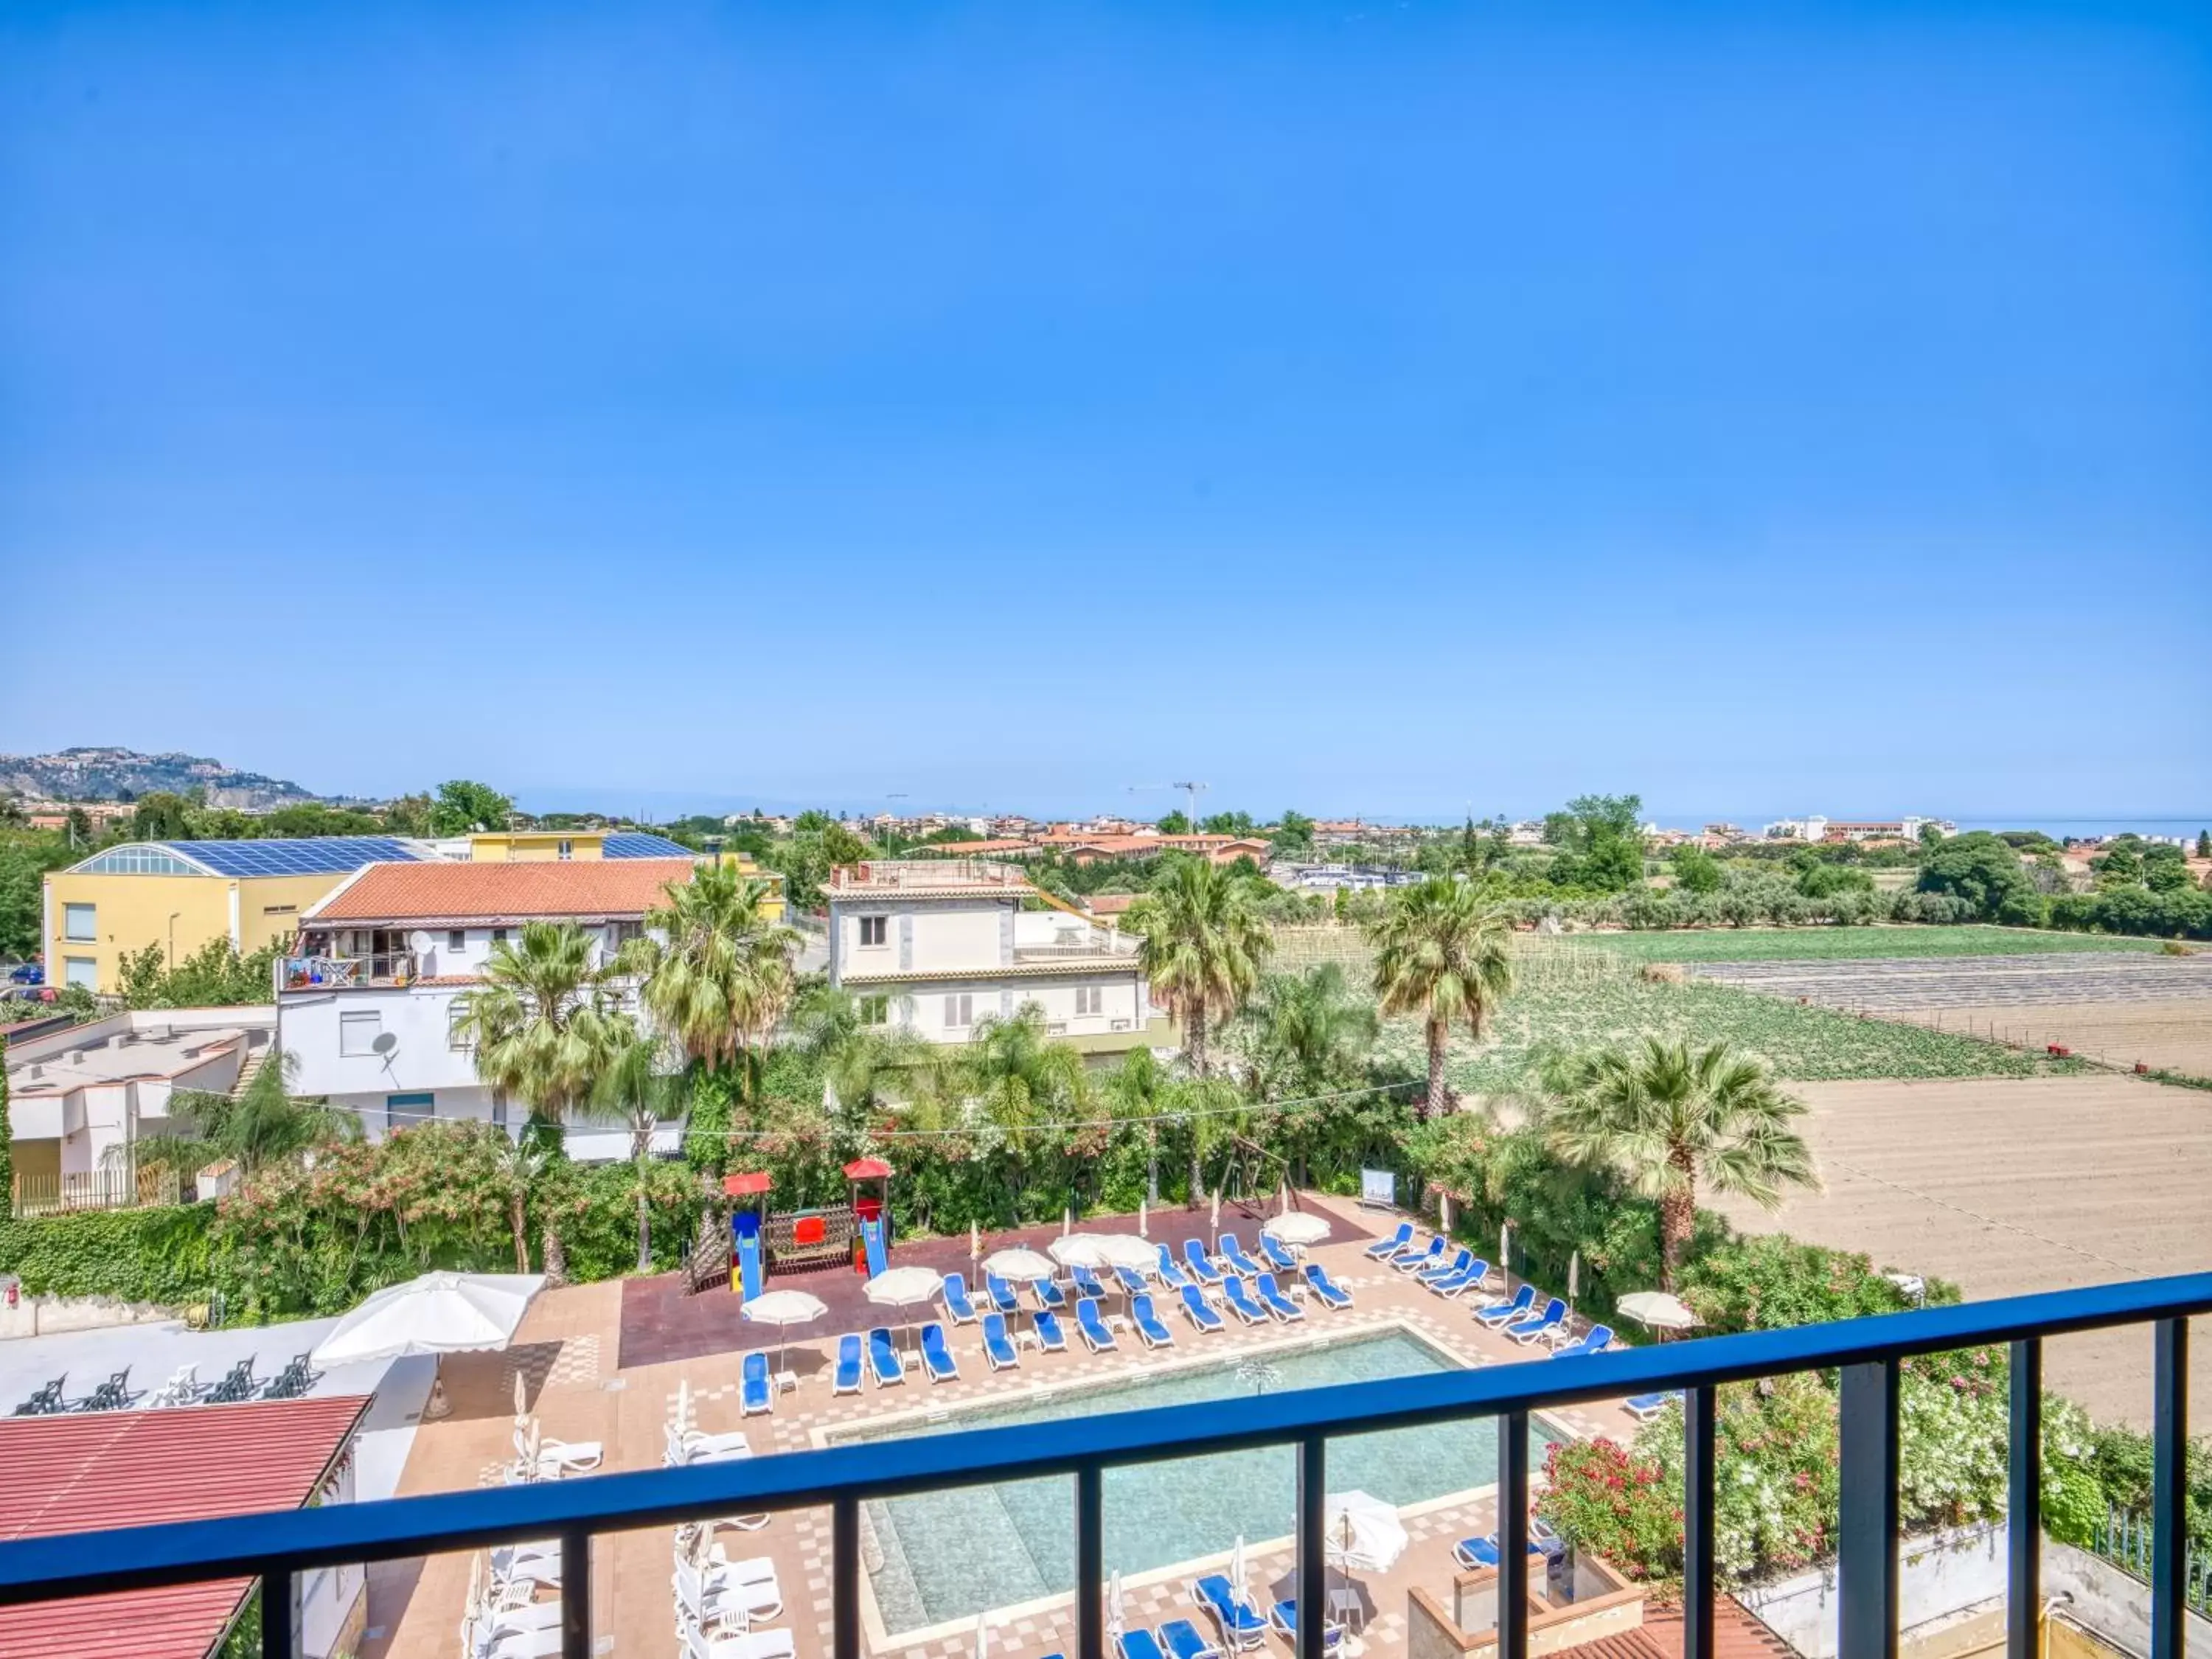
xmin=824 ymin=860 xmax=1169 ymax=1054
xmin=276 ymin=858 xmax=698 ymax=1144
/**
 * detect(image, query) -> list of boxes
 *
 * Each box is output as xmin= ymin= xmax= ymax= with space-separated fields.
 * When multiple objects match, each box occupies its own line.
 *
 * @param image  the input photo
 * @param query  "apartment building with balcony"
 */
xmin=276 ymin=858 xmax=698 ymax=1141
xmin=825 ymin=860 xmax=1170 ymax=1053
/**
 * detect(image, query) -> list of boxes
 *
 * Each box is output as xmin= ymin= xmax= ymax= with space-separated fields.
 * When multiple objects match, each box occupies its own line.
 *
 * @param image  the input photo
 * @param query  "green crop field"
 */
xmin=1372 ymin=966 xmax=2084 ymax=1097
xmin=1551 ymin=925 xmax=2163 ymax=964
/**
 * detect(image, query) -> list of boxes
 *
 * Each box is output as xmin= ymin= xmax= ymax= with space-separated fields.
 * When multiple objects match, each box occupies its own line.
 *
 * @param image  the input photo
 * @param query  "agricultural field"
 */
xmin=1559 ymin=925 xmax=2166 ymax=963
xmin=1371 ymin=959 xmax=2081 ymax=1099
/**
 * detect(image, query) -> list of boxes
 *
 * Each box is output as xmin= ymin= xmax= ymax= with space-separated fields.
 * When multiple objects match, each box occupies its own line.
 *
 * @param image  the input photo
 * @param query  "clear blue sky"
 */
xmin=6 ymin=1 xmax=2208 ymax=824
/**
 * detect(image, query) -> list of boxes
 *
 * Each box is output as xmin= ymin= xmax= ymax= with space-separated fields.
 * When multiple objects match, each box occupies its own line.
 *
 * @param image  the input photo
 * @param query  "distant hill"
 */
xmin=0 ymin=747 xmax=319 ymax=809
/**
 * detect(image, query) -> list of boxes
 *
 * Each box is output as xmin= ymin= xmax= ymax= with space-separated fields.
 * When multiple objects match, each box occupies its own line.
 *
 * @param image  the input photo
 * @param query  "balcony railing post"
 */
xmin=1077 ymin=1465 xmax=1105 ymax=1659
xmin=1839 ymin=1360 xmax=1901 ymax=1659
xmin=2151 ymin=1318 xmax=2189 ymax=1659
xmin=1298 ymin=1434 xmax=1327 ymax=1659
xmin=2007 ymin=1339 xmax=2041 ymax=1659
xmin=561 ymin=1528 xmax=591 ymax=1659
xmin=1683 ymin=1385 xmax=1718 ymax=1659
xmin=834 ymin=1495 xmax=861 ymax=1659
xmin=1498 ymin=1408 xmax=1530 ymax=1659
xmin=260 ymin=1566 xmax=293 ymax=1659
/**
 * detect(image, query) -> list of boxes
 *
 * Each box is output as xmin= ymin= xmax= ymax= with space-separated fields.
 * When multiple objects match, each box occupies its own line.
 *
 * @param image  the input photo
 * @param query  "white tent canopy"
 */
xmin=310 ymin=1272 xmax=543 ymax=1370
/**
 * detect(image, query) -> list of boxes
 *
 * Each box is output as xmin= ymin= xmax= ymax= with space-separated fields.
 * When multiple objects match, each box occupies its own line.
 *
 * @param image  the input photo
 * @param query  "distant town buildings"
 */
xmin=1762 ymin=815 xmax=1954 ymax=844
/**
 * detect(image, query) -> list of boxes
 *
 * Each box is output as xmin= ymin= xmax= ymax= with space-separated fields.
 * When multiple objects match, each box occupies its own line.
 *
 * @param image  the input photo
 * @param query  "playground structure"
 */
xmin=698 ymin=1158 xmax=897 ymax=1301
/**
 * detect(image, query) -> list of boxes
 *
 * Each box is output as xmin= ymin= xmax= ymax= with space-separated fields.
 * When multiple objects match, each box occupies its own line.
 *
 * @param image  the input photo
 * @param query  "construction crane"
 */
xmin=1128 ymin=781 xmax=1209 ymax=827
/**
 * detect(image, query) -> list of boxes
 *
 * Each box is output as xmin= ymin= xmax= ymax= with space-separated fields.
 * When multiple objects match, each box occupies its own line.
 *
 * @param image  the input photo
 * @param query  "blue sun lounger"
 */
xmin=1181 ymin=1239 xmax=1222 ymax=1285
xmin=1115 ymin=1630 xmax=1169 ymax=1659
xmin=1418 ymin=1247 xmax=1474 ymax=1288
xmin=1268 ymin=1601 xmax=1343 ymax=1651
xmin=833 ymin=1333 xmax=864 ymax=1395
xmin=1131 ymin=1293 xmax=1175 ymax=1348
xmin=1155 ymin=1245 xmax=1192 ymax=1291
xmin=1220 ymin=1234 xmax=1265 ymax=1277
xmin=1364 ymin=1221 xmax=1415 ymax=1262
xmin=1034 ymin=1310 xmax=1068 ymax=1352
xmin=1191 ymin=1575 xmax=1267 ymax=1651
xmin=1452 ymin=1537 xmax=1547 ymax=1571
xmin=1475 ymin=1284 xmax=1536 ymax=1328
xmin=1076 ymin=1296 xmax=1118 ymax=1352
xmin=866 ymin=1326 xmax=906 ymax=1386
xmin=919 ymin=1321 xmax=961 ymax=1382
xmin=1253 ymin=1272 xmax=1304 ymax=1323
xmin=985 ymin=1273 xmax=1021 ymax=1316
xmin=1158 ymin=1618 xmax=1221 ymax=1659
xmin=1116 ymin=1265 xmax=1151 ymax=1299
xmin=740 ymin=1351 xmax=773 ymax=1416
xmin=1395 ymin=1237 xmax=1447 ymax=1276
xmin=1430 ymin=1256 xmax=1491 ymax=1298
xmin=942 ymin=1273 xmax=979 ymax=1324
xmin=981 ymin=1312 xmax=1020 ymax=1371
xmin=1032 ymin=1276 xmax=1068 ymax=1312
xmin=1624 ymin=1391 xmax=1680 ymax=1422
xmin=1179 ymin=1283 xmax=1225 ymax=1333
xmin=1220 ymin=1276 xmax=1269 ymax=1326
xmin=1550 ymin=1324 xmax=1613 ymax=1360
xmin=1505 ymin=1297 xmax=1568 ymax=1346
xmin=1074 ymin=1265 xmax=1110 ymax=1301
xmin=1301 ymin=1263 xmax=1353 ymax=1309
xmin=1260 ymin=1234 xmax=1298 ymax=1273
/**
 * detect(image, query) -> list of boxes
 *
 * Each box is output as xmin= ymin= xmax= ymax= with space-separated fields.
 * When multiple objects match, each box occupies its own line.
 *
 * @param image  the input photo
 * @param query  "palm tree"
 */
xmin=490 ymin=1134 xmax=549 ymax=1273
xmin=1239 ymin=962 xmax=1379 ymax=1101
xmin=1366 ymin=878 xmax=1515 ymax=1121
xmin=454 ymin=920 xmax=622 ymax=1136
xmin=629 ymin=862 xmax=801 ymax=1083
xmin=922 ymin=1005 xmax=1088 ymax=1219
xmin=591 ymin=1018 xmax=686 ymax=1272
xmin=788 ymin=984 xmax=930 ymax=1120
xmin=1128 ymin=857 xmax=1272 ymax=1079
xmin=158 ymin=1051 xmax=355 ymax=1177
xmin=1534 ymin=1037 xmax=1821 ymax=1289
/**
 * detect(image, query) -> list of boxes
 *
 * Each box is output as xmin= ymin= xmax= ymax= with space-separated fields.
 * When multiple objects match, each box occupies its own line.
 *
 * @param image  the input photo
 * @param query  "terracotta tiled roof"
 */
xmin=306 ymin=858 xmax=698 ymax=925
xmin=0 ymin=1395 xmax=372 ymax=1659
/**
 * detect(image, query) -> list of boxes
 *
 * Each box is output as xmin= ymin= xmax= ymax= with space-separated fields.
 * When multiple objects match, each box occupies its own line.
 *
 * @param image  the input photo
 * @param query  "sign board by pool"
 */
xmin=1360 ymin=1168 xmax=1396 ymax=1209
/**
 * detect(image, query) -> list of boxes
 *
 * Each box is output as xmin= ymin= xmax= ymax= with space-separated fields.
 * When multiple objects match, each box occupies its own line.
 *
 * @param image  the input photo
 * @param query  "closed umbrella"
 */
xmin=970 ymin=1222 xmax=981 ymax=1262
xmin=512 ymin=1367 xmax=529 ymax=1421
xmin=742 ymin=1287 xmax=827 ymax=1387
xmin=311 ymin=1270 xmax=544 ymax=1422
xmin=1063 ymin=1207 xmax=1074 ymax=1238
xmin=1264 ymin=1213 xmax=1330 ymax=1248
xmin=1568 ymin=1251 xmax=1581 ymax=1311
xmin=1500 ymin=1222 xmax=1512 ymax=1279
xmin=1138 ymin=1196 xmax=1148 ymax=1238
xmin=975 ymin=1614 xmax=990 ymax=1659
xmin=866 ymin=1265 xmax=945 ymax=1346
xmin=1230 ymin=1535 xmax=1249 ymax=1608
xmin=1210 ymin=1189 xmax=1222 ymax=1249
xmin=1107 ymin=1570 xmax=1126 ymax=1639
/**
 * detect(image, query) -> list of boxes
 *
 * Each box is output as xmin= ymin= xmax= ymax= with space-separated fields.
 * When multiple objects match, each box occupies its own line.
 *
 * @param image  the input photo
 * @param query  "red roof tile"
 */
xmin=307 ymin=858 xmax=698 ymax=925
xmin=0 ymin=1395 xmax=372 ymax=1659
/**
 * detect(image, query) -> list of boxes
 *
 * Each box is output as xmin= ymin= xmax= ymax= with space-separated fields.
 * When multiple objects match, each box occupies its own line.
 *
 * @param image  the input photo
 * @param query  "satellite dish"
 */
xmin=371 ymin=1032 xmax=399 ymax=1055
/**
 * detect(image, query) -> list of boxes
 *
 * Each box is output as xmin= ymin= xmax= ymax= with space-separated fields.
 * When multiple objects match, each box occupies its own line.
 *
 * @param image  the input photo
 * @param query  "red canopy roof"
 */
xmin=723 ymin=1171 xmax=773 ymax=1197
xmin=843 ymin=1157 xmax=893 ymax=1180
xmin=0 ymin=1395 xmax=372 ymax=1659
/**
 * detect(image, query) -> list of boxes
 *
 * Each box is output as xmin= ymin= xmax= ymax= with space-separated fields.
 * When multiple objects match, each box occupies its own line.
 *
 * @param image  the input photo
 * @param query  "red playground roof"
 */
xmin=723 ymin=1171 xmax=773 ymax=1197
xmin=842 ymin=1157 xmax=893 ymax=1180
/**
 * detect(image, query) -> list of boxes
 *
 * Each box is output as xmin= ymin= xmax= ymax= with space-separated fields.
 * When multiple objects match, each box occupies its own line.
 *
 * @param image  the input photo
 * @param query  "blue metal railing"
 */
xmin=0 ymin=1273 xmax=2202 ymax=1659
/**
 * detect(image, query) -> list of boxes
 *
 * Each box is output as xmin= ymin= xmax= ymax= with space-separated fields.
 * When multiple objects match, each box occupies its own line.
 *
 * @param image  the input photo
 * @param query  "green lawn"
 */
xmin=1375 ymin=970 xmax=2084 ymax=1096
xmin=1551 ymin=925 xmax=2161 ymax=964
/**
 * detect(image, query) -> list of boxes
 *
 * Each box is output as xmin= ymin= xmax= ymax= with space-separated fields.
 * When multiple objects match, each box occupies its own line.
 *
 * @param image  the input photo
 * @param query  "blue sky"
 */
xmin=5 ymin=1 xmax=2208 ymax=824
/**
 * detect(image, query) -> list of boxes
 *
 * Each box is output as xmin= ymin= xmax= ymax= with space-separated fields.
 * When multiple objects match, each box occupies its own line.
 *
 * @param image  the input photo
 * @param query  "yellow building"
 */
xmin=42 ymin=837 xmax=434 ymax=994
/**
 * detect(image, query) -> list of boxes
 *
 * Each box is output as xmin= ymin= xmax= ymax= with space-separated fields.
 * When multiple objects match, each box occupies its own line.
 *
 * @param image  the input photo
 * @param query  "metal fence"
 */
xmin=9 ymin=1162 xmax=178 ymax=1219
xmin=2096 ymin=1508 xmax=2212 ymax=1615
xmin=0 ymin=1273 xmax=2203 ymax=1659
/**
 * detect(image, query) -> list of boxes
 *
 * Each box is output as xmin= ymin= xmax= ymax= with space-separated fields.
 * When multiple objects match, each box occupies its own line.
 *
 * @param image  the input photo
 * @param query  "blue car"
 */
xmin=7 ymin=961 xmax=42 ymax=986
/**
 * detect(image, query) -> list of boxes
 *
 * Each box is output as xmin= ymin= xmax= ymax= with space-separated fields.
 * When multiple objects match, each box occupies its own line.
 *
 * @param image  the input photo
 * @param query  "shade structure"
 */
xmin=1324 ymin=1492 xmax=1409 ymax=1572
xmin=742 ymin=1288 xmax=828 ymax=1381
xmin=723 ymin=1171 xmax=773 ymax=1197
xmin=310 ymin=1272 xmax=543 ymax=1369
xmin=1616 ymin=1290 xmax=1700 ymax=1330
xmin=1094 ymin=1234 xmax=1158 ymax=1273
xmin=844 ymin=1157 xmax=894 ymax=1180
xmin=982 ymin=1248 xmax=1057 ymax=1283
xmin=1263 ymin=1213 xmax=1331 ymax=1247
xmin=1049 ymin=1234 xmax=1115 ymax=1270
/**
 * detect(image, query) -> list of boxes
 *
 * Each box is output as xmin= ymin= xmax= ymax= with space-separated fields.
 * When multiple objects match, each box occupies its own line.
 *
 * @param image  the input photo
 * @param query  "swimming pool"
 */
xmin=835 ymin=1328 xmax=1568 ymax=1635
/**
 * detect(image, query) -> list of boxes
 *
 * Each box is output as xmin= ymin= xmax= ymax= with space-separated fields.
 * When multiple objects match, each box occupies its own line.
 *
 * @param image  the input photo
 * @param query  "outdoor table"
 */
xmin=1327 ymin=1587 xmax=1365 ymax=1632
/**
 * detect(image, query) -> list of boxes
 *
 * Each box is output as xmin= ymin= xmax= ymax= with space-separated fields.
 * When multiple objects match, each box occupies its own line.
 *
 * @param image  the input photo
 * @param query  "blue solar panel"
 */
xmin=603 ymin=832 xmax=693 ymax=859
xmin=160 ymin=836 xmax=425 ymax=877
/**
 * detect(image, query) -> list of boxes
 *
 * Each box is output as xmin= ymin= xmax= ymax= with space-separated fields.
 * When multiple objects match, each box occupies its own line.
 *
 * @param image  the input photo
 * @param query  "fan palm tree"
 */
xmin=1239 ymin=961 xmax=1379 ymax=1101
xmin=490 ymin=1133 xmax=549 ymax=1273
xmin=157 ymin=1050 xmax=356 ymax=1177
xmin=788 ymin=984 xmax=930 ymax=1120
xmin=591 ymin=1018 xmax=686 ymax=1271
xmin=454 ymin=920 xmax=623 ymax=1136
xmin=1128 ymin=857 xmax=1271 ymax=1079
xmin=1366 ymin=878 xmax=1514 ymax=1121
xmin=628 ymin=862 xmax=801 ymax=1086
xmin=919 ymin=1004 xmax=1088 ymax=1217
xmin=1534 ymin=1037 xmax=1821 ymax=1289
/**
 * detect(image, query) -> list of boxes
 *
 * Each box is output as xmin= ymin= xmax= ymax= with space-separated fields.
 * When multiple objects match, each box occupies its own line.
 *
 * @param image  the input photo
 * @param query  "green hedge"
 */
xmin=0 ymin=1203 xmax=221 ymax=1306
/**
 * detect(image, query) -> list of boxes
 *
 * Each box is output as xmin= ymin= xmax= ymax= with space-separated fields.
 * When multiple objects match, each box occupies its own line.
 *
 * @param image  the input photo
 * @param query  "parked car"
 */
xmin=6 ymin=960 xmax=42 ymax=985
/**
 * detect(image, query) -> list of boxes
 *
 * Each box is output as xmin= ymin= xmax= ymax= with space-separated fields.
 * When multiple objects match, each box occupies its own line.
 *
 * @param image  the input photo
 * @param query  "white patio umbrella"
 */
xmin=742 ymin=1287 xmax=828 ymax=1385
xmin=982 ymin=1247 xmax=1057 ymax=1283
xmin=865 ymin=1265 xmax=945 ymax=1345
xmin=311 ymin=1271 xmax=544 ymax=1421
xmin=1323 ymin=1492 xmax=1409 ymax=1572
xmin=1094 ymin=1234 xmax=1158 ymax=1273
xmin=1264 ymin=1212 xmax=1331 ymax=1248
xmin=1617 ymin=1291 xmax=1700 ymax=1332
xmin=1050 ymin=1234 xmax=1115 ymax=1270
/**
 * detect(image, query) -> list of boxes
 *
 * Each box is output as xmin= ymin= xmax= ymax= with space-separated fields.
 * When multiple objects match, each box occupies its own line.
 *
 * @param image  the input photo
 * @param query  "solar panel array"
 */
xmin=158 ymin=837 xmax=427 ymax=877
xmin=602 ymin=832 xmax=694 ymax=859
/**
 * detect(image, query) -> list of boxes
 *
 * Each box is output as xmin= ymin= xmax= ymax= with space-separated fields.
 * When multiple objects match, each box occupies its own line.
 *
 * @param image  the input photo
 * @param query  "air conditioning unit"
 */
xmin=1047 ymin=1022 xmax=1068 ymax=1035
xmin=1110 ymin=1018 xmax=1131 ymax=1032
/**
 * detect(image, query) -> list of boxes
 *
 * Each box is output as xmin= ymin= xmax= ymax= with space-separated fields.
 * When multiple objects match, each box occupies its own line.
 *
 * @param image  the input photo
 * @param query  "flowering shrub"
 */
xmin=1537 ymin=1438 xmax=1680 ymax=1582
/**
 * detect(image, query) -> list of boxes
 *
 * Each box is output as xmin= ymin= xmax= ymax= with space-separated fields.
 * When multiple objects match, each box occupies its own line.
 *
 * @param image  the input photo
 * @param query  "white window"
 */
xmin=859 ymin=995 xmax=889 ymax=1026
xmin=858 ymin=916 xmax=888 ymax=947
xmin=63 ymin=956 xmax=97 ymax=990
xmin=340 ymin=1010 xmax=383 ymax=1057
xmin=943 ymin=992 xmax=973 ymax=1029
xmin=1075 ymin=985 xmax=1103 ymax=1016
xmin=63 ymin=903 xmax=96 ymax=943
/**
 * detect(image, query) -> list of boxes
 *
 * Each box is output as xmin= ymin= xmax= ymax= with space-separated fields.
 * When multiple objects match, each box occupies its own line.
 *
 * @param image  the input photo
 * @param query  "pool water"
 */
xmin=837 ymin=1329 xmax=1565 ymax=1634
